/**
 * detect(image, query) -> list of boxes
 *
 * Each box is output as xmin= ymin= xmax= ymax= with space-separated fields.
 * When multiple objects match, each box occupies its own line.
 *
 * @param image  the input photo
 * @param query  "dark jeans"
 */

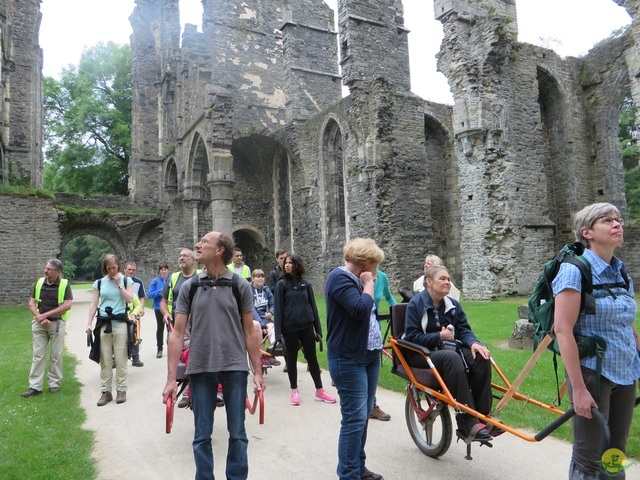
xmin=408 ymin=347 xmax=492 ymax=427
xmin=190 ymin=371 xmax=249 ymax=480
xmin=328 ymin=349 xmax=380 ymax=480
xmin=282 ymin=326 xmax=323 ymax=389
xmin=154 ymin=309 xmax=165 ymax=349
xmin=567 ymin=366 xmax=636 ymax=479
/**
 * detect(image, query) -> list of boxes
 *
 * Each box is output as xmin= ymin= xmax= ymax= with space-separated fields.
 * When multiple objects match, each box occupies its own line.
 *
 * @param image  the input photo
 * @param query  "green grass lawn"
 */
xmin=0 ymin=307 xmax=96 ymax=480
xmin=1 ymin=294 xmax=637 ymax=479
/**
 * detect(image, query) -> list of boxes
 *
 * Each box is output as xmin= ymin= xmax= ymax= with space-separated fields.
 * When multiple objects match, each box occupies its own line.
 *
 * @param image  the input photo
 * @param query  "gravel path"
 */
xmin=65 ymin=289 xmax=587 ymax=480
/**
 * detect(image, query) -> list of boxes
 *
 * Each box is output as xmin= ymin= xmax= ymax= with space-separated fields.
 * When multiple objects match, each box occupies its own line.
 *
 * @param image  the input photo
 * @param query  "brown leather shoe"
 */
xmin=369 ymin=404 xmax=391 ymax=421
xmin=116 ymin=391 xmax=126 ymax=404
xmin=97 ymin=391 xmax=113 ymax=406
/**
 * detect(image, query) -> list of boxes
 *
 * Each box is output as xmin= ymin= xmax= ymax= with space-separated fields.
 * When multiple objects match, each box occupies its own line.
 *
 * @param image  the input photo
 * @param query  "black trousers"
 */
xmin=408 ymin=347 xmax=492 ymax=425
xmin=282 ymin=326 xmax=323 ymax=390
xmin=154 ymin=309 xmax=166 ymax=349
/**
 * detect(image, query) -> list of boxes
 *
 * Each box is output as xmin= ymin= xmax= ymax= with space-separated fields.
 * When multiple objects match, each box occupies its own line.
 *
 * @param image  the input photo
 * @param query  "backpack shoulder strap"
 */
xmin=559 ymin=252 xmax=595 ymax=315
xmin=188 ymin=276 xmax=201 ymax=305
xmin=231 ymin=273 xmax=242 ymax=317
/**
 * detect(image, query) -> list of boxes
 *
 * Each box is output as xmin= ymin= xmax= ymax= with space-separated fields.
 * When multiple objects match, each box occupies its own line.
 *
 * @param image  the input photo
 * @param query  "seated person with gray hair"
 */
xmin=413 ymin=254 xmax=461 ymax=301
xmin=405 ymin=264 xmax=492 ymax=441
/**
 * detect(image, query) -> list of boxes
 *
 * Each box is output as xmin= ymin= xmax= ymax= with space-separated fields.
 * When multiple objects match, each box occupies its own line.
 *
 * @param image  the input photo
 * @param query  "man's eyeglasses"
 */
xmin=594 ymin=216 xmax=625 ymax=227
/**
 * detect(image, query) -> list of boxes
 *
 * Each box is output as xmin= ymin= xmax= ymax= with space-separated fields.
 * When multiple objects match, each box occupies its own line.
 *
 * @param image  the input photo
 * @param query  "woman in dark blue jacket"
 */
xmin=274 ymin=254 xmax=336 ymax=406
xmin=325 ymin=238 xmax=385 ymax=480
xmin=404 ymin=265 xmax=492 ymax=441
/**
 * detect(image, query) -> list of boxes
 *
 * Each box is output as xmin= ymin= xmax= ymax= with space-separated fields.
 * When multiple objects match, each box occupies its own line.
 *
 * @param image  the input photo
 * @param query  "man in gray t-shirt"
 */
xmin=162 ymin=232 xmax=264 ymax=480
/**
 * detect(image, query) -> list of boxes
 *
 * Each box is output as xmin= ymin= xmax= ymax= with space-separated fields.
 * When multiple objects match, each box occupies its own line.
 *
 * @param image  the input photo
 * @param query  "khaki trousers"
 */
xmin=99 ymin=322 xmax=129 ymax=392
xmin=29 ymin=319 xmax=66 ymax=391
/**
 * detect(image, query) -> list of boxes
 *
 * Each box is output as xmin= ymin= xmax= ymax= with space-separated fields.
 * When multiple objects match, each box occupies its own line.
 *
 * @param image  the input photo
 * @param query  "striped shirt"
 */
xmin=552 ymin=248 xmax=640 ymax=385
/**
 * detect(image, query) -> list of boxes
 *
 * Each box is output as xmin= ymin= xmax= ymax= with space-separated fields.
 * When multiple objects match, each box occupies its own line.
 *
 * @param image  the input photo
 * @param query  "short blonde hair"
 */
xmin=251 ymin=268 xmax=265 ymax=278
xmin=343 ymin=238 xmax=384 ymax=265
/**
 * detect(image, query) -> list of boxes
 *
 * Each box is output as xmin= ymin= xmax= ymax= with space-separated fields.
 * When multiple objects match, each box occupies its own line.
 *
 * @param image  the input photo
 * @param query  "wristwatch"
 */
xmin=118 ymin=285 xmax=124 ymax=289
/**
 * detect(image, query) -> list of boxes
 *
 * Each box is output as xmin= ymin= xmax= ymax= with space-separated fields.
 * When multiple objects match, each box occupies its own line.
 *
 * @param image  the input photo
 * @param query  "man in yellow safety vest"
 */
xmin=22 ymin=259 xmax=73 ymax=398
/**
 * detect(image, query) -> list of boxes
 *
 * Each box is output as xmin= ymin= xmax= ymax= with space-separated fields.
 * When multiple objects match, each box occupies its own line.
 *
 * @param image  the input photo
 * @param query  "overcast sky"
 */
xmin=40 ymin=0 xmax=631 ymax=105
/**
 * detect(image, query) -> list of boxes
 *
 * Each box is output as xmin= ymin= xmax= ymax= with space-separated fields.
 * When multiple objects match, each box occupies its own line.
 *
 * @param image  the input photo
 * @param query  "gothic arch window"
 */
xmin=537 ymin=67 xmax=570 ymax=245
xmin=164 ymin=157 xmax=178 ymax=198
xmin=322 ymin=118 xmax=346 ymax=237
xmin=187 ymin=133 xmax=210 ymax=202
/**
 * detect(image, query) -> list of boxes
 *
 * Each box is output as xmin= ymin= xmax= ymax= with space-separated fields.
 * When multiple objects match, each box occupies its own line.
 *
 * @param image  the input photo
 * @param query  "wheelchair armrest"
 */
xmin=397 ymin=338 xmax=431 ymax=356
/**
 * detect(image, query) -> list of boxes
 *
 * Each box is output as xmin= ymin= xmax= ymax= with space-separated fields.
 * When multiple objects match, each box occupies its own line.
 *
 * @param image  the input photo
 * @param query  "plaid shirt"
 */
xmin=553 ymin=248 xmax=640 ymax=385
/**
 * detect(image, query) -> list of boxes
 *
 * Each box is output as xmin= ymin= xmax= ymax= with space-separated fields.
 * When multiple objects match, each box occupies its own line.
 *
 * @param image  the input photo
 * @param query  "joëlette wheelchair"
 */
xmin=386 ymin=303 xmax=627 ymax=460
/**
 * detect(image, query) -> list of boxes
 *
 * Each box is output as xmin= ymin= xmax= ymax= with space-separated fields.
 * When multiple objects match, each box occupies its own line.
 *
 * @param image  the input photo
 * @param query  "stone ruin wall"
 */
xmin=68 ymin=0 xmax=640 ymax=297
xmin=434 ymin=0 xmax=639 ymax=299
xmin=3 ymin=0 xmax=640 ymax=306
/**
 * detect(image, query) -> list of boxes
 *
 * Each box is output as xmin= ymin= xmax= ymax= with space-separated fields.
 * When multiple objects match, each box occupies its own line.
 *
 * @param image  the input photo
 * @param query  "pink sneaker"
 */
xmin=315 ymin=389 xmax=336 ymax=404
xmin=290 ymin=389 xmax=300 ymax=406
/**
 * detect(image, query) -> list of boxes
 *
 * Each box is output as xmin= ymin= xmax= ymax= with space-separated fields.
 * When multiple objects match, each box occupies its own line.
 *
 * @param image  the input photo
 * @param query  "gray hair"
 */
xmin=48 ymin=259 xmax=63 ymax=271
xmin=424 ymin=254 xmax=444 ymax=267
xmin=424 ymin=265 xmax=449 ymax=284
xmin=573 ymin=202 xmax=620 ymax=247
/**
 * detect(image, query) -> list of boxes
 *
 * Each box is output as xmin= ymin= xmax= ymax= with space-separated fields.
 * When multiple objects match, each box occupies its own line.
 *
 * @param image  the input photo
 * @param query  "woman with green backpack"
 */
xmin=553 ymin=202 xmax=640 ymax=479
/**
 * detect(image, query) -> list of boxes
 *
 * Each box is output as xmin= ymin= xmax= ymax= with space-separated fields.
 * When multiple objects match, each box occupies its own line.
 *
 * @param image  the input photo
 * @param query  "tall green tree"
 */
xmin=60 ymin=235 xmax=113 ymax=280
xmin=43 ymin=42 xmax=132 ymax=196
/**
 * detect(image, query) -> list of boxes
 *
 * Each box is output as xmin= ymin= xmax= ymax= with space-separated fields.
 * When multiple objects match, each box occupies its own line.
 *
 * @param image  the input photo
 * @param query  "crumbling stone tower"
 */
xmin=0 ymin=0 xmax=43 ymax=187
xmin=435 ymin=0 xmax=637 ymax=299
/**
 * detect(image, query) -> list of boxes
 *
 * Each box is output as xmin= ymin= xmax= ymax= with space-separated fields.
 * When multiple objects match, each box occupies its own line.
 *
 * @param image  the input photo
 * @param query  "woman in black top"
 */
xmin=274 ymin=254 xmax=336 ymax=406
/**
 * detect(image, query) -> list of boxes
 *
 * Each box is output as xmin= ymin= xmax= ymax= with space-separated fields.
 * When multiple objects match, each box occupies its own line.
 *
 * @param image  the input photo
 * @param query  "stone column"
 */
xmin=188 ymin=200 xmax=201 ymax=247
xmin=207 ymin=149 xmax=235 ymax=234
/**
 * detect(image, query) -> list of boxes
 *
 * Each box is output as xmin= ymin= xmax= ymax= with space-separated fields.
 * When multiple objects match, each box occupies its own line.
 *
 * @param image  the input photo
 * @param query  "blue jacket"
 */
xmin=147 ymin=275 xmax=167 ymax=311
xmin=404 ymin=290 xmax=479 ymax=350
xmin=251 ymin=284 xmax=275 ymax=327
xmin=325 ymin=267 xmax=376 ymax=361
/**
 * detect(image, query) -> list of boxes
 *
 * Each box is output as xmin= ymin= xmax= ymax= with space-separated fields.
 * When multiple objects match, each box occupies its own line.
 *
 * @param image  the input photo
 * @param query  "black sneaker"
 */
xmin=361 ymin=471 xmax=384 ymax=480
xmin=132 ymin=359 xmax=144 ymax=367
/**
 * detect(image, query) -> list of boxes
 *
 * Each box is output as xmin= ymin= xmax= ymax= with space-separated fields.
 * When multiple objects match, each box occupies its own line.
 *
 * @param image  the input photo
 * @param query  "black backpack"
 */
xmin=188 ymin=273 xmax=242 ymax=316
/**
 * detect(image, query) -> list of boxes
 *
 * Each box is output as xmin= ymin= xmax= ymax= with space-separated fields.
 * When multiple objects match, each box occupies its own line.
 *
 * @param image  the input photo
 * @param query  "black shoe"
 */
xmin=178 ymin=396 xmax=190 ymax=408
xmin=132 ymin=358 xmax=144 ymax=367
xmin=21 ymin=388 xmax=42 ymax=398
xmin=361 ymin=470 xmax=384 ymax=480
xmin=156 ymin=349 xmax=163 ymax=359
xmin=112 ymin=359 xmax=116 ymax=369
xmin=457 ymin=422 xmax=492 ymax=442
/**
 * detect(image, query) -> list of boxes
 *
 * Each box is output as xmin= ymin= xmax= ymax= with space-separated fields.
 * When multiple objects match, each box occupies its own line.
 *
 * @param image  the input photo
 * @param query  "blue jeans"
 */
xmin=328 ymin=349 xmax=380 ymax=480
xmin=190 ymin=371 xmax=249 ymax=480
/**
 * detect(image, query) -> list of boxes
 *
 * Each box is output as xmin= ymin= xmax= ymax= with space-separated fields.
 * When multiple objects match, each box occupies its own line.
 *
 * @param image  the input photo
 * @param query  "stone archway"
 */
xmin=231 ymin=226 xmax=269 ymax=273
